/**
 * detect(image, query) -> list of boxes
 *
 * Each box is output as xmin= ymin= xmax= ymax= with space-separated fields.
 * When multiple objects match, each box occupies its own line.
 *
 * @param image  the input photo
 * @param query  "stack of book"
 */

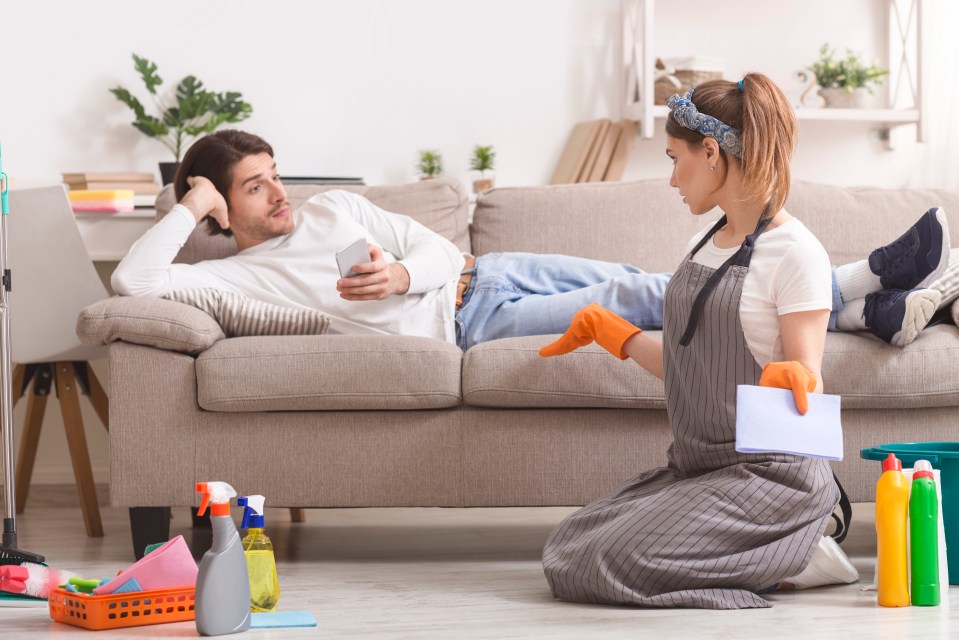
xmin=67 ymin=190 xmax=135 ymax=213
xmin=62 ymin=172 xmax=161 ymax=208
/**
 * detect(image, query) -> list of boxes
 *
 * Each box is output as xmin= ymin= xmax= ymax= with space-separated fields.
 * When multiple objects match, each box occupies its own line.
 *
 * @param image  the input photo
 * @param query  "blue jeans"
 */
xmin=453 ymin=253 xmax=848 ymax=350
xmin=454 ymin=252 xmax=669 ymax=350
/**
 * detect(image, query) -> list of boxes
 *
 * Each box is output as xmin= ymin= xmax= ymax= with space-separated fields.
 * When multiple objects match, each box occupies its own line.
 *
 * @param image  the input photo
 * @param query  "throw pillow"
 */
xmin=952 ymin=299 xmax=959 ymax=326
xmin=931 ymin=254 xmax=959 ymax=309
xmin=163 ymin=289 xmax=330 ymax=337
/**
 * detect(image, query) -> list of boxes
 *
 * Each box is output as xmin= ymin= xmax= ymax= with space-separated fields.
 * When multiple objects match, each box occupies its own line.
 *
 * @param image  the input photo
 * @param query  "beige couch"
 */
xmin=78 ymin=177 xmax=959 ymax=556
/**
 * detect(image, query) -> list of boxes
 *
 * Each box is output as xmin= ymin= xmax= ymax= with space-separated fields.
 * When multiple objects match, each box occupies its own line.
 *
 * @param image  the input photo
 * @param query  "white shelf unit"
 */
xmin=622 ymin=0 xmax=926 ymax=143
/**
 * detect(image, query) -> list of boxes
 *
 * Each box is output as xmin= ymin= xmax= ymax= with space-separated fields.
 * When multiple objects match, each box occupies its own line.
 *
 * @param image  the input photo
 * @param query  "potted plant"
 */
xmin=110 ymin=54 xmax=253 ymax=184
xmin=797 ymin=44 xmax=889 ymax=109
xmin=416 ymin=149 xmax=444 ymax=180
xmin=470 ymin=145 xmax=496 ymax=193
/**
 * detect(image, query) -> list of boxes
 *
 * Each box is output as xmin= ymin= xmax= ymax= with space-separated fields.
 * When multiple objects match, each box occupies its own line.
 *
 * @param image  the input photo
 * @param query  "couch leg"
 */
xmin=190 ymin=506 xmax=212 ymax=528
xmin=129 ymin=507 xmax=171 ymax=560
xmin=289 ymin=508 xmax=306 ymax=523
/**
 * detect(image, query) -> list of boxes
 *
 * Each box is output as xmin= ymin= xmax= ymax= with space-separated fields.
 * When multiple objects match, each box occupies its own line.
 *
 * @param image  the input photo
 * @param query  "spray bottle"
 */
xmin=876 ymin=453 xmax=910 ymax=607
xmin=194 ymin=482 xmax=251 ymax=636
xmin=238 ymin=495 xmax=280 ymax=612
xmin=909 ymin=459 xmax=940 ymax=606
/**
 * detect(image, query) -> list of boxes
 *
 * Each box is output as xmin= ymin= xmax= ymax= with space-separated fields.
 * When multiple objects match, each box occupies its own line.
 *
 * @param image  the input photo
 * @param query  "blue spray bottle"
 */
xmin=238 ymin=495 xmax=280 ymax=612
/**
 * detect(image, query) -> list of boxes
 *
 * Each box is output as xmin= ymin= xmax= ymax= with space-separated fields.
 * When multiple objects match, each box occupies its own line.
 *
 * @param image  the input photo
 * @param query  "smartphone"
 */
xmin=336 ymin=237 xmax=372 ymax=278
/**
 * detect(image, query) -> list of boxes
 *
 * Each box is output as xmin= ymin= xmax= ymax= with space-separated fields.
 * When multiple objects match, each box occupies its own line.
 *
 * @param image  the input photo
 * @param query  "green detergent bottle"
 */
xmin=238 ymin=495 xmax=280 ymax=612
xmin=909 ymin=460 xmax=940 ymax=606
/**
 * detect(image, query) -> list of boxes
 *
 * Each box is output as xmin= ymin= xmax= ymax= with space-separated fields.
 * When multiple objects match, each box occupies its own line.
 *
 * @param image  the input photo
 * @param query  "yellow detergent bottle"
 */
xmin=238 ymin=495 xmax=280 ymax=612
xmin=876 ymin=453 xmax=910 ymax=607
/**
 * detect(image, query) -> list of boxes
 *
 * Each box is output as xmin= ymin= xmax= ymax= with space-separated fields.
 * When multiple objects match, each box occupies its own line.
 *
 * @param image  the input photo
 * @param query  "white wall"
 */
xmin=0 ymin=0 xmax=956 ymax=486
xmin=3 ymin=0 xmax=955 ymax=192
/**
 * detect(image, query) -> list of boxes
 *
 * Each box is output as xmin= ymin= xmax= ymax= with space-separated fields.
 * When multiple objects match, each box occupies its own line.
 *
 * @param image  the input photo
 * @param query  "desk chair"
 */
xmin=7 ymin=186 xmax=110 ymax=537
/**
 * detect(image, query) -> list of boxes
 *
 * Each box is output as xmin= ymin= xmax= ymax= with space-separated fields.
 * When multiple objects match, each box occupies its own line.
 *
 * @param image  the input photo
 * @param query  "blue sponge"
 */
xmin=250 ymin=611 xmax=318 ymax=628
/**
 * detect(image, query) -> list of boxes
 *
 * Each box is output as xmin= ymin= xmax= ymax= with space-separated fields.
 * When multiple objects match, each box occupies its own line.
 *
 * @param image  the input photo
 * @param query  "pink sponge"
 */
xmin=94 ymin=535 xmax=198 ymax=595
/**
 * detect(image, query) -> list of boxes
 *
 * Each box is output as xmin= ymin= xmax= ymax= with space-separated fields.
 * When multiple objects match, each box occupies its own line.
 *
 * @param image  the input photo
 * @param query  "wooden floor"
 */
xmin=1 ymin=487 xmax=955 ymax=639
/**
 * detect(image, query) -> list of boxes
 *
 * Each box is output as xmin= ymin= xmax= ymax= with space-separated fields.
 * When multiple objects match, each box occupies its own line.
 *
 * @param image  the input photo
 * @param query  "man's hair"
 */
xmin=173 ymin=130 xmax=274 ymax=237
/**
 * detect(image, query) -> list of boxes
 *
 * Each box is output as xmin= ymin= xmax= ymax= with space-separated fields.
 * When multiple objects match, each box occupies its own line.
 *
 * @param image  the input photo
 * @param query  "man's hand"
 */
xmin=181 ymin=176 xmax=229 ymax=229
xmin=759 ymin=360 xmax=818 ymax=415
xmin=337 ymin=244 xmax=410 ymax=301
xmin=539 ymin=303 xmax=642 ymax=359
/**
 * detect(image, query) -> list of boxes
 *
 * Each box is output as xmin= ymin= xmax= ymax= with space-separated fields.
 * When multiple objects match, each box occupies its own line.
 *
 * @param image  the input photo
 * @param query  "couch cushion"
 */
xmin=163 ymin=288 xmax=330 ymax=337
xmin=470 ymin=181 xmax=708 ymax=274
xmin=463 ymin=326 xmax=959 ymax=410
xmin=77 ymin=296 xmax=225 ymax=355
xmin=462 ymin=333 xmax=667 ymax=409
xmin=196 ymin=335 xmax=462 ymax=411
xmin=786 ymin=182 xmax=959 ymax=269
xmin=821 ymin=324 xmax=959 ymax=409
xmin=155 ymin=177 xmax=470 ymax=264
xmin=470 ymin=180 xmax=959 ymax=277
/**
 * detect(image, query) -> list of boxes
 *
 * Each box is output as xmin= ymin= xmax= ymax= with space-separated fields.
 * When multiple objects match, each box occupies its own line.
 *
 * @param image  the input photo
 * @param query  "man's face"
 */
xmin=226 ymin=152 xmax=292 ymax=250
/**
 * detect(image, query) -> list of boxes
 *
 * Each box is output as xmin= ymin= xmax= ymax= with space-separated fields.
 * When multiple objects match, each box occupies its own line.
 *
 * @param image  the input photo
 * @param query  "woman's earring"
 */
xmin=710 ymin=165 xmax=715 ymax=171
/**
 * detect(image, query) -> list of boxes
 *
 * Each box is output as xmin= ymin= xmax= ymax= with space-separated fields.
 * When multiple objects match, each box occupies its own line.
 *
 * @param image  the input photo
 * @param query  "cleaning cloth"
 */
xmin=735 ymin=385 xmax=843 ymax=461
xmin=93 ymin=535 xmax=197 ymax=595
xmin=250 ymin=611 xmax=318 ymax=628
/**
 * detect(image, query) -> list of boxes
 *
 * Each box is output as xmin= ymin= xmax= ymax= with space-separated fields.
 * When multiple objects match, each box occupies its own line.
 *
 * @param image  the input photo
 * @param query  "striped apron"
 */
xmin=542 ymin=214 xmax=840 ymax=609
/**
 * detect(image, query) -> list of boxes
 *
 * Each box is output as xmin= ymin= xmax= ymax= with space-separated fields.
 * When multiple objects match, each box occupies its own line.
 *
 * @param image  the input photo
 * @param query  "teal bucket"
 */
xmin=861 ymin=442 xmax=959 ymax=585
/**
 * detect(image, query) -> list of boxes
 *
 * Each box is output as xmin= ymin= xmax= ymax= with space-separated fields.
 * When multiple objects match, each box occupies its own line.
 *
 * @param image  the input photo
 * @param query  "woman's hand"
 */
xmin=759 ymin=361 xmax=817 ymax=415
xmin=539 ymin=303 xmax=642 ymax=359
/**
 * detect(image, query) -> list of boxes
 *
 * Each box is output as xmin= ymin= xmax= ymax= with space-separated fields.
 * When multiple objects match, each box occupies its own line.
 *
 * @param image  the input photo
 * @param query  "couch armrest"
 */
xmin=77 ymin=297 xmax=225 ymax=355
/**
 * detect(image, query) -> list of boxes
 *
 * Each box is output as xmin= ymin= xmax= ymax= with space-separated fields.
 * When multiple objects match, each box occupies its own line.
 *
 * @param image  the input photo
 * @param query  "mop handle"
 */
xmin=1 ymin=142 xmax=8 ymax=214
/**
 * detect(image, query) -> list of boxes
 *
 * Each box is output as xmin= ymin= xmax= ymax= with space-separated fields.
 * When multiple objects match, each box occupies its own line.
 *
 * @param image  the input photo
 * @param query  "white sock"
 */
xmin=783 ymin=535 xmax=860 ymax=590
xmin=835 ymin=260 xmax=883 ymax=302
xmin=836 ymin=298 xmax=867 ymax=330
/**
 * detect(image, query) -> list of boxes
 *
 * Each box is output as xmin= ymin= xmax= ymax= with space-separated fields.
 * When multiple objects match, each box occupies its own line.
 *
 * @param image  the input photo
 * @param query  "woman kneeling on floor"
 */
xmin=538 ymin=73 xmax=860 ymax=609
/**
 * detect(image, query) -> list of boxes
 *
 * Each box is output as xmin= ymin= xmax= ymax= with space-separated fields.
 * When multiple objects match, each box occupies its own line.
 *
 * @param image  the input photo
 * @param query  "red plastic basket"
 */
xmin=48 ymin=586 xmax=195 ymax=630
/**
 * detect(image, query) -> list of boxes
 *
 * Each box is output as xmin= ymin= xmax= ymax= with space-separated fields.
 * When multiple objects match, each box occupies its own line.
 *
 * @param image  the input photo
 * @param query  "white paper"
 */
xmin=735 ymin=385 xmax=843 ymax=461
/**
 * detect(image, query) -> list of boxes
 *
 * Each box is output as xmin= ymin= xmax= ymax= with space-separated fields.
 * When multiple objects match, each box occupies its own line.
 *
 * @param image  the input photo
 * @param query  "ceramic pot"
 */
xmin=817 ymin=87 xmax=870 ymax=109
xmin=159 ymin=162 xmax=179 ymax=185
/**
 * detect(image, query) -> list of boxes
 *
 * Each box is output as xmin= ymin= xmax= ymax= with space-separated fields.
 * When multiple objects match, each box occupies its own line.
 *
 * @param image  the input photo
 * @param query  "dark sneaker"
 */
xmin=868 ymin=207 xmax=950 ymax=290
xmin=863 ymin=288 xmax=942 ymax=347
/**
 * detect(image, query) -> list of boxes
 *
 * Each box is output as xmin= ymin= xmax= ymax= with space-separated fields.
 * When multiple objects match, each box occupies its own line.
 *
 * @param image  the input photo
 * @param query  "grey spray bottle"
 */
xmin=194 ymin=482 xmax=252 ymax=636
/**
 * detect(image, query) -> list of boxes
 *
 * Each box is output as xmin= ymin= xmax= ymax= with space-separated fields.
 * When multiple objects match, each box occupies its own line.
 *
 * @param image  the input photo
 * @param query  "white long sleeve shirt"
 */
xmin=111 ymin=190 xmax=465 ymax=341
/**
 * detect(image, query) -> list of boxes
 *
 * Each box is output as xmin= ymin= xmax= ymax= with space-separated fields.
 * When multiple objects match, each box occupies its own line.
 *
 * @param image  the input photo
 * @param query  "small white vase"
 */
xmin=817 ymin=87 xmax=870 ymax=109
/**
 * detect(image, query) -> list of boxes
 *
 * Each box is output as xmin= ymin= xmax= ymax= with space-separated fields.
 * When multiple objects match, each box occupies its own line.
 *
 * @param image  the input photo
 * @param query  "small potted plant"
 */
xmin=797 ymin=44 xmax=889 ymax=109
xmin=110 ymin=54 xmax=253 ymax=184
xmin=416 ymin=149 xmax=444 ymax=180
xmin=470 ymin=145 xmax=496 ymax=193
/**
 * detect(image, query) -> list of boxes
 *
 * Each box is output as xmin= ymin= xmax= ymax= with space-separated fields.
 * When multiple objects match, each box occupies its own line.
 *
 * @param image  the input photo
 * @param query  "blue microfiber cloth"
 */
xmin=111 ymin=577 xmax=143 ymax=594
xmin=250 ymin=611 xmax=317 ymax=628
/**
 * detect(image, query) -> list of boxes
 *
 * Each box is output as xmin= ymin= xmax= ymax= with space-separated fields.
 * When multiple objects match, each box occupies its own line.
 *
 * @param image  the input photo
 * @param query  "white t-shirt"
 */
xmin=111 ymin=190 xmax=465 ymax=342
xmin=684 ymin=219 xmax=832 ymax=367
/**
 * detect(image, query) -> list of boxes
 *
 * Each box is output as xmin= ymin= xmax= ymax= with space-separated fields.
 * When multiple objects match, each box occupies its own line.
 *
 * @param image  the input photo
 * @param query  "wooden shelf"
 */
xmin=646 ymin=104 xmax=919 ymax=125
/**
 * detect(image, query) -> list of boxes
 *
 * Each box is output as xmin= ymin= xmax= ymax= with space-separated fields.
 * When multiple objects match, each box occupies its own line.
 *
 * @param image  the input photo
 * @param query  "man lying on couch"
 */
xmin=112 ymin=129 xmax=952 ymax=350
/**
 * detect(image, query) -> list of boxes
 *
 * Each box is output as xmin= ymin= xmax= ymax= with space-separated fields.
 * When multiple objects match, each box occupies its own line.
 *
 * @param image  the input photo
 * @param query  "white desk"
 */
xmin=74 ymin=209 xmax=155 ymax=262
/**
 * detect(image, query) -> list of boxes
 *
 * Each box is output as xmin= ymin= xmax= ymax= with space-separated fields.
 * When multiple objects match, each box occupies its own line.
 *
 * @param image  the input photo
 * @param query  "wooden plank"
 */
xmin=549 ymin=120 xmax=605 ymax=185
xmin=586 ymin=122 xmax=623 ymax=182
xmin=603 ymin=120 xmax=639 ymax=182
xmin=576 ymin=119 xmax=611 ymax=183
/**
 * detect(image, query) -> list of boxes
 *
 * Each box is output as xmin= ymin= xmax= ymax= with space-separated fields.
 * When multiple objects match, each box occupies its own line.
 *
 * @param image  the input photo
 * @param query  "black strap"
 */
xmin=678 ymin=204 xmax=773 ymax=347
xmin=829 ymin=473 xmax=853 ymax=544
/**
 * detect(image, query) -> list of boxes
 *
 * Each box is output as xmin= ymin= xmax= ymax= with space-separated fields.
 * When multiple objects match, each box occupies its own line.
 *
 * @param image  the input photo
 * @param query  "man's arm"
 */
xmin=111 ymin=177 xmax=231 ymax=297
xmin=327 ymin=191 xmax=464 ymax=301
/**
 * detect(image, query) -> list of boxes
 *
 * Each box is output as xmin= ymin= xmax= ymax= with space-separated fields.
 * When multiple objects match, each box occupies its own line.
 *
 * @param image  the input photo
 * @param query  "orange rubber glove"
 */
xmin=759 ymin=360 xmax=818 ymax=415
xmin=539 ymin=303 xmax=642 ymax=359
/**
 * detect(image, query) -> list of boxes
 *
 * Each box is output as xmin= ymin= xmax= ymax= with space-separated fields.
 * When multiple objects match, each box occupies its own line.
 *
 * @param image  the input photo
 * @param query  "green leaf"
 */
xmin=132 ymin=54 xmax=162 ymax=95
xmin=109 ymin=87 xmax=148 ymax=121
xmin=176 ymin=76 xmax=216 ymax=120
xmin=133 ymin=115 xmax=169 ymax=139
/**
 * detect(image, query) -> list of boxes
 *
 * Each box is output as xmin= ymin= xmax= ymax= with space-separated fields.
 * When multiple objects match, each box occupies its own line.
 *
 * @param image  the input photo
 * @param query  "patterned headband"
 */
xmin=666 ymin=87 xmax=742 ymax=158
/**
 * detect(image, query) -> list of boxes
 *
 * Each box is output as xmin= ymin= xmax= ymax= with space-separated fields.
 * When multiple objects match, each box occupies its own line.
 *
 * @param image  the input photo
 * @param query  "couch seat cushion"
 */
xmin=822 ymin=324 xmax=959 ymax=409
xmin=463 ymin=326 xmax=959 ymax=410
xmin=462 ymin=333 xmax=666 ymax=409
xmin=196 ymin=335 xmax=462 ymax=411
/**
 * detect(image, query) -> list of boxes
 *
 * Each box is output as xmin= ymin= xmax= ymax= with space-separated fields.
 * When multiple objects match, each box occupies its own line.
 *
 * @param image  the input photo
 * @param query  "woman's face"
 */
xmin=666 ymin=135 xmax=719 ymax=216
